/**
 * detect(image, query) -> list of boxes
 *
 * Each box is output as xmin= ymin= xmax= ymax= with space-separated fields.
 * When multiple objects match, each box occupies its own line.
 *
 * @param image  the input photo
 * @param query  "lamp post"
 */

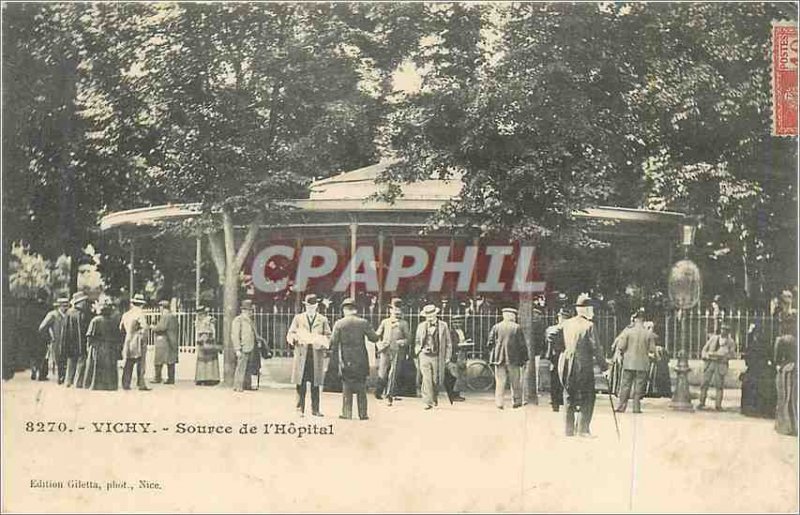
xmin=668 ymin=222 xmax=701 ymax=412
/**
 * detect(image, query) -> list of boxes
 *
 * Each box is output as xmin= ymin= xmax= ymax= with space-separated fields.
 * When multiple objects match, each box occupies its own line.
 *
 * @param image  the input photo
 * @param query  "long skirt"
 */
xmin=775 ymin=363 xmax=797 ymax=435
xmin=195 ymin=336 xmax=220 ymax=385
xmin=88 ymin=342 xmax=119 ymax=391
xmin=646 ymin=356 xmax=672 ymax=398
xmin=741 ymin=364 xmax=776 ymax=418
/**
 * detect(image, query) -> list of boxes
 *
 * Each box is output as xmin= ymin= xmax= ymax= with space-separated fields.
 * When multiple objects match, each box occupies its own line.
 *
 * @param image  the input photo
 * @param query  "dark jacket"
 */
xmin=558 ymin=315 xmax=607 ymax=393
xmin=544 ymin=323 xmax=565 ymax=362
xmin=62 ymin=306 xmax=90 ymax=359
xmin=488 ymin=320 xmax=529 ymax=366
xmin=330 ymin=315 xmax=379 ymax=383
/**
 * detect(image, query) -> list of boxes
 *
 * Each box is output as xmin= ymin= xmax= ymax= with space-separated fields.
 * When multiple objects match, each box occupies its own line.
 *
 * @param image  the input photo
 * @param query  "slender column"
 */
xmin=129 ymin=240 xmax=135 ymax=298
xmin=377 ymin=231 xmax=385 ymax=312
xmin=195 ymin=235 xmax=202 ymax=309
xmin=349 ymin=222 xmax=358 ymax=299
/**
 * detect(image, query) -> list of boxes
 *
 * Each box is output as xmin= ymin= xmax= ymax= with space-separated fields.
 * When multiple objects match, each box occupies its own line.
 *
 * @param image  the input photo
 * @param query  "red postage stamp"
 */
xmin=772 ymin=21 xmax=798 ymax=136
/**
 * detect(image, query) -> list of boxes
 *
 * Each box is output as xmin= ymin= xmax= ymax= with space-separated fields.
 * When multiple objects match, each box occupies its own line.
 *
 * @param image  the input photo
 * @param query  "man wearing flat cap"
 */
xmin=152 ymin=300 xmax=179 ymax=385
xmin=414 ymin=304 xmax=453 ymax=410
xmin=38 ymin=297 xmax=70 ymax=383
xmin=62 ymin=291 xmax=92 ymax=388
xmin=287 ymin=294 xmax=331 ymax=416
xmin=614 ymin=308 xmax=656 ymax=413
xmin=120 ymin=293 xmax=151 ymax=391
xmin=543 ymin=307 xmax=571 ymax=412
xmin=698 ymin=321 xmax=736 ymax=410
xmin=330 ymin=298 xmax=379 ymax=420
xmin=488 ymin=307 xmax=529 ymax=409
xmin=558 ymin=294 xmax=608 ymax=436
xmin=375 ymin=298 xmax=411 ymax=406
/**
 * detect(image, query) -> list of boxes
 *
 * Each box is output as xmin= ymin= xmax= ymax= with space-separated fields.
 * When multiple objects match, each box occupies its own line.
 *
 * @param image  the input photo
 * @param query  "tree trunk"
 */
xmin=222 ymin=268 xmax=238 ymax=386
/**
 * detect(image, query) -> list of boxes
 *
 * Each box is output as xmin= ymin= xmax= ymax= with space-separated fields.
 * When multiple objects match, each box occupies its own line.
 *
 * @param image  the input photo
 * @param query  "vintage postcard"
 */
xmin=2 ymin=2 xmax=798 ymax=513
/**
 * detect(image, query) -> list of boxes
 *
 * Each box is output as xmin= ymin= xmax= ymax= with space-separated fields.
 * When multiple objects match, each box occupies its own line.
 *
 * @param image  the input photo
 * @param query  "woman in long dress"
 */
xmin=195 ymin=307 xmax=221 ymax=386
xmin=740 ymin=322 xmax=776 ymax=418
xmin=645 ymin=322 xmax=672 ymax=398
xmin=774 ymin=291 xmax=797 ymax=435
xmin=85 ymin=299 xmax=120 ymax=391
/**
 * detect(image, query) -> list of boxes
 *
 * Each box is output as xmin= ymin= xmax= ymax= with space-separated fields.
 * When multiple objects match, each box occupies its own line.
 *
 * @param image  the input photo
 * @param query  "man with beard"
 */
xmin=287 ymin=294 xmax=331 ymax=416
xmin=558 ymin=294 xmax=608 ymax=437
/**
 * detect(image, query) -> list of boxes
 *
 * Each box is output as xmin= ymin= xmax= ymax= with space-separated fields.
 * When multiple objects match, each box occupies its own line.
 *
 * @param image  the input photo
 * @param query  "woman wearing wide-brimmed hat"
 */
xmin=195 ymin=306 xmax=221 ymax=386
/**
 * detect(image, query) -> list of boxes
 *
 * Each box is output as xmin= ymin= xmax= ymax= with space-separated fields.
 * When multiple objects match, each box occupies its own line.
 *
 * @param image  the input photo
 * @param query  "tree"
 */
xmin=384 ymin=3 xmax=797 ymax=305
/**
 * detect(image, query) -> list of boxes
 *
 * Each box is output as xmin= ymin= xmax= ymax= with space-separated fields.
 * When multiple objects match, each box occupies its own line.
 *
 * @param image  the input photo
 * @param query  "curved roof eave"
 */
xmin=99 ymin=200 xmax=685 ymax=232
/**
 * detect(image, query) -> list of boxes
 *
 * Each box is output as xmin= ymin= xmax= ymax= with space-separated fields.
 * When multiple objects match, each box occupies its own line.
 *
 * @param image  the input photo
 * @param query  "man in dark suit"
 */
xmin=330 ymin=298 xmax=379 ymax=420
xmin=558 ymin=294 xmax=608 ymax=437
xmin=544 ymin=307 xmax=571 ymax=412
xmin=614 ymin=308 xmax=656 ymax=413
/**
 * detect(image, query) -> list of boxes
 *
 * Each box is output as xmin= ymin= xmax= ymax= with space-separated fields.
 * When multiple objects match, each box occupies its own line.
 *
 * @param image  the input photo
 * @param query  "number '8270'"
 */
xmin=24 ymin=421 xmax=69 ymax=432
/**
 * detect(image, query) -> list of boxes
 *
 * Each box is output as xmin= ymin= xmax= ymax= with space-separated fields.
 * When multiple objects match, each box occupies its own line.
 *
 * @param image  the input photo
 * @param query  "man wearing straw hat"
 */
xmin=558 ymin=294 xmax=608 ymax=437
xmin=120 ymin=293 xmax=151 ymax=391
xmin=62 ymin=291 xmax=91 ymax=388
xmin=287 ymin=293 xmax=332 ymax=416
xmin=414 ymin=304 xmax=453 ymax=410
xmin=488 ymin=307 xmax=529 ymax=410
xmin=38 ymin=297 xmax=70 ymax=383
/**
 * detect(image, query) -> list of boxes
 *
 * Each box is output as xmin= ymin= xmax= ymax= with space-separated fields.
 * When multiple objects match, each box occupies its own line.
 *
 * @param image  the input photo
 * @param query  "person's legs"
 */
xmin=550 ymin=368 xmax=563 ymax=411
xmin=564 ymin=394 xmax=577 ymax=436
xmin=494 ymin=364 xmax=508 ymax=408
xmin=356 ymin=381 xmax=368 ymax=419
xmin=509 ymin=365 xmax=523 ymax=407
xmin=296 ymin=383 xmax=307 ymax=412
xmin=311 ymin=384 xmax=321 ymax=415
xmin=57 ymin=355 xmax=67 ymax=384
xmin=632 ymin=370 xmax=647 ymax=413
xmin=121 ymin=359 xmax=134 ymax=389
xmin=699 ymin=362 xmax=714 ymax=407
xmin=376 ymin=352 xmax=389 ymax=399
xmin=578 ymin=392 xmax=596 ymax=435
xmin=166 ymin=363 xmax=176 ymax=384
xmin=714 ymin=363 xmax=728 ymax=410
xmin=153 ymin=364 xmax=163 ymax=383
xmin=74 ymin=356 xmax=86 ymax=388
xmin=233 ymin=353 xmax=248 ymax=391
xmin=385 ymin=349 xmax=399 ymax=401
xmin=341 ymin=381 xmax=354 ymax=419
xmin=617 ymin=369 xmax=634 ymax=411
xmin=65 ymin=357 xmax=77 ymax=386
xmin=420 ymin=356 xmax=435 ymax=408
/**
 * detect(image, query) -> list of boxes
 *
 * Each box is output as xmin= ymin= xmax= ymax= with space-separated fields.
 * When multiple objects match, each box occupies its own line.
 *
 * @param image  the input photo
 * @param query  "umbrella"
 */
xmin=443 ymin=364 xmax=458 ymax=405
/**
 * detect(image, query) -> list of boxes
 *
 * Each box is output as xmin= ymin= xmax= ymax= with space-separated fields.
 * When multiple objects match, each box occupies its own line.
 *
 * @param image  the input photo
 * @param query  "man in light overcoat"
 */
xmin=287 ymin=293 xmax=331 ymax=417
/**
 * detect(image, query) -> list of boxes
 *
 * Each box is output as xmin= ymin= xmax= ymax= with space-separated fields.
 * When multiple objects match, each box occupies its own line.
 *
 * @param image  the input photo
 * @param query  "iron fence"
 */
xmin=141 ymin=304 xmax=779 ymax=361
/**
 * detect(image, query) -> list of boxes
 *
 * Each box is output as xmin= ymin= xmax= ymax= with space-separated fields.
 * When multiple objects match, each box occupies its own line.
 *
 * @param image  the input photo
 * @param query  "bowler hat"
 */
xmin=341 ymin=297 xmax=356 ymax=309
xmin=131 ymin=293 xmax=146 ymax=305
xmin=420 ymin=304 xmax=440 ymax=316
xmin=303 ymin=294 xmax=319 ymax=305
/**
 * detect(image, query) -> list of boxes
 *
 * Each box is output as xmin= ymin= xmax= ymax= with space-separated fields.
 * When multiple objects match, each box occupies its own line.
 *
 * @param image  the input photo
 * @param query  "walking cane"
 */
xmin=605 ymin=372 xmax=621 ymax=440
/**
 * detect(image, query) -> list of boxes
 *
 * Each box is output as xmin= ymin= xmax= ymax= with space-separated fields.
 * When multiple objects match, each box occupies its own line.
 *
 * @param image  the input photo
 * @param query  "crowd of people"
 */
xmin=26 ymin=288 xmax=799 ymax=438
